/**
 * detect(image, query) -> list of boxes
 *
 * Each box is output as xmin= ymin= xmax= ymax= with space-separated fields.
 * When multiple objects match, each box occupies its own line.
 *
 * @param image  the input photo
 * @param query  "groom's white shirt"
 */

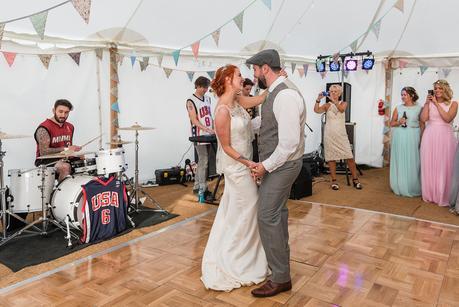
xmin=262 ymin=76 xmax=305 ymax=173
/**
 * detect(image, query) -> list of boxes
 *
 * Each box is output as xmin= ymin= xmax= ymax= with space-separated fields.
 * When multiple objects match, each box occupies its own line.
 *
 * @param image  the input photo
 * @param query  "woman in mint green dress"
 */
xmin=390 ymin=87 xmax=422 ymax=197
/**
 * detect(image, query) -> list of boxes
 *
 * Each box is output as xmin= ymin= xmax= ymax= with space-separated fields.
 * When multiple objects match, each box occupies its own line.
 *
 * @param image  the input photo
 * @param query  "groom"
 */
xmin=247 ymin=50 xmax=306 ymax=297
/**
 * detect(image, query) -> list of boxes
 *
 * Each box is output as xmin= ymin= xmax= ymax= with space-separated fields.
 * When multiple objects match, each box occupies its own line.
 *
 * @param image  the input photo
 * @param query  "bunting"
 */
xmin=130 ymin=55 xmax=136 ymax=67
xmin=383 ymin=126 xmax=390 ymax=134
xmin=111 ymin=102 xmax=120 ymax=113
xmin=116 ymin=54 xmax=124 ymax=65
xmin=140 ymin=56 xmax=149 ymax=71
xmin=394 ymin=0 xmax=404 ymax=13
xmin=68 ymin=52 xmax=81 ymax=65
xmin=191 ymin=41 xmax=200 ymax=60
xmin=420 ymin=65 xmax=428 ymax=75
xmin=186 ymin=71 xmax=195 ymax=82
xmin=95 ymin=48 xmax=103 ymax=60
xmin=262 ymin=0 xmax=272 ymax=10
xmin=297 ymin=68 xmax=304 ymax=78
xmin=172 ymin=49 xmax=181 ymax=66
xmin=163 ymin=68 xmax=173 ymax=78
xmin=398 ymin=59 xmax=408 ymax=69
xmin=110 ymin=87 xmax=118 ymax=96
xmin=71 ymin=0 xmax=91 ymax=24
xmin=38 ymin=54 xmax=52 ymax=69
xmin=112 ymin=118 xmax=119 ymax=127
xmin=30 ymin=11 xmax=48 ymax=40
xmin=442 ymin=68 xmax=452 ymax=78
xmin=111 ymin=73 xmax=119 ymax=83
xmin=157 ymin=54 xmax=163 ymax=67
xmin=207 ymin=71 xmax=215 ymax=79
xmin=303 ymin=64 xmax=309 ymax=77
xmin=233 ymin=12 xmax=244 ymax=33
xmin=2 ymin=51 xmax=16 ymax=67
xmin=211 ymin=29 xmax=221 ymax=47
xmin=0 ymin=24 xmax=4 ymax=48
xmin=291 ymin=63 xmax=296 ymax=74
xmin=371 ymin=20 xmax=382 ymax=39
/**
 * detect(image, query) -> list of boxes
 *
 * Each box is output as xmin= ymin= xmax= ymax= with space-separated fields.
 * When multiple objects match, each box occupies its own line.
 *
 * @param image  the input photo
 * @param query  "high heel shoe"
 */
xmin=352 ymin=178 xmax=362 ymax=190
xmin=331 ymin=180 xmax=339 ymax=190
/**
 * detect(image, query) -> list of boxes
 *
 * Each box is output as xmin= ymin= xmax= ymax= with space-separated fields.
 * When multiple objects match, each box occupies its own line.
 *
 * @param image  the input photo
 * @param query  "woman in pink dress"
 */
xmin=420 ymin=80 xmax=458 ymax=206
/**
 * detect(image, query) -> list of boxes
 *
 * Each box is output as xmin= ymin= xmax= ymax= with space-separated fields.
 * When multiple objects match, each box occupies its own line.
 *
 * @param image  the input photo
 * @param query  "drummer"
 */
xmin=34 ymin=99 xmax=82 ymax=182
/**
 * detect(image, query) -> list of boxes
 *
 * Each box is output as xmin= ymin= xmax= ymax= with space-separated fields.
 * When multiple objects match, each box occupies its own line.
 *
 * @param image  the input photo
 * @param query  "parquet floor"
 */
xmin=1 ymin=201 xmax=459 ymax=306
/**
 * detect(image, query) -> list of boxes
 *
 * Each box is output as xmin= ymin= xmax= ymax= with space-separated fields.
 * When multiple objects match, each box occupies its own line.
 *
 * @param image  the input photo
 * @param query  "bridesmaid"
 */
xmin=420 ymin=80 xmax=458 ymax=206
xmin=389 ymin=87 xmax=422 ymax=197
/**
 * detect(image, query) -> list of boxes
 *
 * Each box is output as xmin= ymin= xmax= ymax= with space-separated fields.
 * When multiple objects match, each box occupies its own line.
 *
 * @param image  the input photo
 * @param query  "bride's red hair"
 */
xmin=211 ymin=65 xmax=238 ymax=97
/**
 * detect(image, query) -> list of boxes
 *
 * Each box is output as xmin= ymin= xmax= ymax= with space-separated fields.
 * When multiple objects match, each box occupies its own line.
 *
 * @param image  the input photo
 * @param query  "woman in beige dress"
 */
xmin=314 ymin=84 xmax=362 ymax=190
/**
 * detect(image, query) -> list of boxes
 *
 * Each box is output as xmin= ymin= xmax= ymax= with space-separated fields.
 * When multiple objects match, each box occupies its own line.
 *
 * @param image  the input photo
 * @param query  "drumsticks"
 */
xmin=80 ymin=134 xmax=103 ymax=149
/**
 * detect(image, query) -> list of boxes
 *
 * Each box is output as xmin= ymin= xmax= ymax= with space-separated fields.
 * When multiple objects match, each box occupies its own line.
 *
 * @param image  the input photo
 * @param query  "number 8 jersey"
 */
xmin=188 ymin=94 xmax=213 ymax=138
xmin=80 ymin=176 xmax=129 ymax=243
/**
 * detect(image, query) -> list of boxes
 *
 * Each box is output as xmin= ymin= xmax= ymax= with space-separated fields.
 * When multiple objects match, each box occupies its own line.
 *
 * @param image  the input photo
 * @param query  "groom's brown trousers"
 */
xmin=257 ymin=158 xmax=302 ymax=283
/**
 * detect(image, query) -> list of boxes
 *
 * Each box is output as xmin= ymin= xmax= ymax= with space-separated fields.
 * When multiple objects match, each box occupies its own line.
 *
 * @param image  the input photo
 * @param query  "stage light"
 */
xmin=362 ymin=56 xmax=375 ymax=70
xmin=344 ymin=59 xmax=358 ymax=71
xmin=329 ymin=60 xmax=340 ymax=72
xmin=316 ymin=59 xmax=326 ymax=72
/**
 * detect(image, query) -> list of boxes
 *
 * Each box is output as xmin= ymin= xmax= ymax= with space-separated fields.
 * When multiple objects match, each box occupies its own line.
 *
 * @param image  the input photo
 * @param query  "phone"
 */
xmin=322 ymin=91 xmax=329 ymax=96
xmin=428 ymin=90 xmax=434 ymax=96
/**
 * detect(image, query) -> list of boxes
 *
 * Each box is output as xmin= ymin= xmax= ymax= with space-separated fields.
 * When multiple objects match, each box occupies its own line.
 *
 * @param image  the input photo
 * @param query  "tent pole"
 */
xmin=109 ymin=46 xmax=119 ymax=147
xmin=96 ymin=52 xmax=103 ymax=150
xmin=383 ymin=58 xmax=393 ymax=167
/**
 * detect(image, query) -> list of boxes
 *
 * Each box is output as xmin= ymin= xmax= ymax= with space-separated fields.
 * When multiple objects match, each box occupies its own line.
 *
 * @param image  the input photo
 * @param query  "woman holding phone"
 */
xmin=420 ymin=80 xmax=458 ymax=206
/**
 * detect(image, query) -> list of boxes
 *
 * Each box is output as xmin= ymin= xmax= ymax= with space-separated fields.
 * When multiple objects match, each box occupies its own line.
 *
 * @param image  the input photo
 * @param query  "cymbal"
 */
xmin=106 ymin=140 xmax=133 ymax=145
xmin=37 ymin=150 xmax=93 ymax=160
xmin=118 ymin=124 xmax=156 ymax=131
xmin=0 ymin=131 xmax=31 ymax=140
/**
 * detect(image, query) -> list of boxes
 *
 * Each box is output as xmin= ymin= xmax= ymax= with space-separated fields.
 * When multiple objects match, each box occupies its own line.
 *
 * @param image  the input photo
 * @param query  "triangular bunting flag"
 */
xmin=95 ymin=48 xmax=103 ymax=60
xmin=172 ymin=49 xmax=181 ymax=66
xmin=211 ymin=29 xmax=221 ymax=46
xmin=420 ymin=66 xmax=428 ymax=75
xmin=262 ymin=0 xmax=272 ymax=10
xmin=157 ymin=54 xmax=163 ymax=67
xmin=116 ymin=54 xmax=124 ymax=65
xmin=291 ymin=63 xmax=296 ymax=74
xmin=0 ymin=24 xmax=5 ymax=48
xmin=111 ymin=102 xmax=120 ymax=113
xmin=442 ymin=68 xmax=452 ymax=78
xmin=110 ymin=87 xmax=118 ymax=97
xmin=112 ymin=118 xmax=119 ymax=127
xmin=30 ymin=11 xmax=48 ymax=40
xmin=191 ymin=41 xmax=200 ymax=60
xmin=233 ymin=11 xmax=244 ymax=33
xmin=394 ymin=0 xmax=404 ymax=13
xmin=371 ymin=20 xmax=382 ymax=39
xmin=350 ymin=39 xmax=358 ymax=52
xmin=38 ymin=54 xmax=52 ymax=69
xmin=130 ymin=55 xmax=136 ymax=67
xmin=163 ymin=68 xmax=173 ymax=78
xmin=297 ymin=68 xmax=304 ymax=78
xmin=68 ymin=52 xmax=81 ymax=65
xmin=71 ymin=0 xmax=91 ymax=24
xmin=383 ymin=126 xmax=390 ymax=134
xmin=2 ymin=52 xmax=16 ymax=67
xmin=398 ymin=59 xmax=408 ymax=69
xmin=207 ymin=71 xmax=215 ymax=79
xmin=140 ymin=57 xmax=149 ymax=71
xmin=383 ymin=135 xmax=390 ymax=144
xmin=186 ymin=71 xmax=195 ymax=82
xmin=303 ymin=64 xmax=309 ymax=77
xmin=320 ymin=71 xmax=327 ymax=79
xmin=111 ymin=73 xmax=119 ymax=83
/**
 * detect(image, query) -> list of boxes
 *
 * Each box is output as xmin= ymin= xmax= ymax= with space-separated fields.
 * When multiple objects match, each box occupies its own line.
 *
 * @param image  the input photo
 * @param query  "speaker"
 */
xmin=289 ymin=163 xmax=313 ymax=200
xmin=326 ymin=82 xmax=352 ymax=122
xmin=345 ymin=122 xmax=356 ymax=153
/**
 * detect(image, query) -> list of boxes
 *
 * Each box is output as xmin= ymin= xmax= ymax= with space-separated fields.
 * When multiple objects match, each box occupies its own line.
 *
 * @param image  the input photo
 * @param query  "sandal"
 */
xmin=331 ymin=180 xmax=339 ymax=190
xmin=352 ymin=178 xmax=362 ymax=190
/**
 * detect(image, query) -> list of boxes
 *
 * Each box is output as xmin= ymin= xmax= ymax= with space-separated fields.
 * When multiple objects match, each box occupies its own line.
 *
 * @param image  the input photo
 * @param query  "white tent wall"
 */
xmin=0 ymin=51 xmax=110 ymax=172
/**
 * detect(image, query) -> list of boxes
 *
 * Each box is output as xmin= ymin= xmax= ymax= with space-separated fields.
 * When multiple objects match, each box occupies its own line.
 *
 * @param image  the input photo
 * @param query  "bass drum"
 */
xmin=51 ymin=175 xmax=94 ymax=229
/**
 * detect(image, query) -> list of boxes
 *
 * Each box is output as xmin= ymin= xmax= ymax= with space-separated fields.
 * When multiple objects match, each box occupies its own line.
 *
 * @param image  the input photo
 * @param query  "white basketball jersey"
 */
xmin=188 ymin=94 xmax=213 ymax=137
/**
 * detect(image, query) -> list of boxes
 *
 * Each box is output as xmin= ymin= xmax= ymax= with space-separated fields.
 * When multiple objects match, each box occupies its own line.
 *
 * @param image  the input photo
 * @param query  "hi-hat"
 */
xmin=0 ymin=131 xmax=31 ymax=140
xmin=37 ymin=150 xmax=93 ymax=160
xmin=106 ymin=140 xmax=133 ymax=145
xmin=118 ymin=124 xmax=156 ymax=131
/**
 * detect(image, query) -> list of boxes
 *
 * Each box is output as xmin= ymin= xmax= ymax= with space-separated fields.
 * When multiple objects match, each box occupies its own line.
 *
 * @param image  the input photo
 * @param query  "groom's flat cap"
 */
xmin=246 ymin=49 xmax=281 ymax=69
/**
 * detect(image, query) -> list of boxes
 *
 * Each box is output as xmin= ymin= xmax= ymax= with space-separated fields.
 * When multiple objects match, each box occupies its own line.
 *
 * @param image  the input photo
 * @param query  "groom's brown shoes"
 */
xmin=251 ymin=280 xmax=292 ymax=297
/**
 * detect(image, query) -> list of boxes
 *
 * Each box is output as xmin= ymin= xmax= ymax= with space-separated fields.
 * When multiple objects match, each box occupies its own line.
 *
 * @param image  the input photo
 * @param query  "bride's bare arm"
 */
xmin=237 ymin=90 xmax=268 ymax=109
xmin=215 ymin=106 xmax=256 ymax=168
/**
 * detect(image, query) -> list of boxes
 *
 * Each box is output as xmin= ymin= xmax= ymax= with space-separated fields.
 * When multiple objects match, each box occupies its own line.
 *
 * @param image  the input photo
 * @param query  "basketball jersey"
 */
xmin=34 ymin=119 xmax=74 ymax=164
xmin=80 ymin=176 xmax=128 ymax=243
xmin=188 ymin=94 xmax=213 ymax=137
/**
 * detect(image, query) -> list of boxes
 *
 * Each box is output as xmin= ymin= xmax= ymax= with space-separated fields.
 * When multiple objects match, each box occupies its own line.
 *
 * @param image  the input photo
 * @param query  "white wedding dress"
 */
xmin=201 ymin=103 xmax=269 ymax=291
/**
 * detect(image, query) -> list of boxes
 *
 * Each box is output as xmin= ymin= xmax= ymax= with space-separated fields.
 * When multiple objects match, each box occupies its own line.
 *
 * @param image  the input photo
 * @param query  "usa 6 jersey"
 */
xmin=80 ymin=176 xmax=129 ymax=243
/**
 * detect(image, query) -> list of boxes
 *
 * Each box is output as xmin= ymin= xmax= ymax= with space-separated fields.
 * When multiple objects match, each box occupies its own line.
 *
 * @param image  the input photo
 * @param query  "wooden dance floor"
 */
xmin=1 ymin=201 xmax=458 ymax=306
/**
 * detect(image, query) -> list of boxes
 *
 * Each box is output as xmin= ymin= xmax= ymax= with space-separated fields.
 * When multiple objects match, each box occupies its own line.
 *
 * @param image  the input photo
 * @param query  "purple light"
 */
xmin=345 ymin=59 xmax=358 ymax=71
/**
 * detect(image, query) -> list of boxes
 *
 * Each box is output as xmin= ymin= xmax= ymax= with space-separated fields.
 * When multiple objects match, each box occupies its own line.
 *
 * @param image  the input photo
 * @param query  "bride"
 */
xmin=201 ymin=65 xmax=269 ymax=291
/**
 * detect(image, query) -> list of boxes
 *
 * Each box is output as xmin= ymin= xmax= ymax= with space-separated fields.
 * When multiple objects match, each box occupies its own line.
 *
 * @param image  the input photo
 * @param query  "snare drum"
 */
xmin=95 ymin=148 xmax=128 ymax=175
xmin=8 ymin=167 xmax=56 ymax=213
xmin=71 ymin=158 xmax=97 ymax=175
xmin=51 ymin=174 xmax=94 ymax=229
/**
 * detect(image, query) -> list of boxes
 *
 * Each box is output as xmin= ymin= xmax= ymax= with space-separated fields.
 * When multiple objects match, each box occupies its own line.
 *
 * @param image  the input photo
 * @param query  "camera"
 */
xmin=428 ymin=90 xmax=434 ymax=96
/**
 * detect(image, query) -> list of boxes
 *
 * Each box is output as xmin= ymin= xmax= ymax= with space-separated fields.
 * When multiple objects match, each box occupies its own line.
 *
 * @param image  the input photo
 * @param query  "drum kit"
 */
xmin=0 ymin=123 xmax=167 ymax=248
